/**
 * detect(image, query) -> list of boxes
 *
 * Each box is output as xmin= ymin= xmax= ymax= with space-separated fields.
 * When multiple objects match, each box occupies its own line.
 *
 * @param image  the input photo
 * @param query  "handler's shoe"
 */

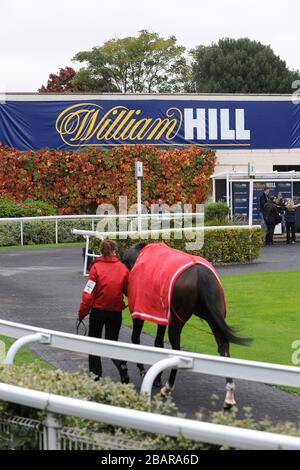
xmin=119 ymin=365 xmax=130 ymax=384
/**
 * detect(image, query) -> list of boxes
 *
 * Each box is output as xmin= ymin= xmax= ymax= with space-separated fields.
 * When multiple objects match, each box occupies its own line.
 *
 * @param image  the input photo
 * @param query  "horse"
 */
xmin=122 ymin=242 xmax=251 ymax=409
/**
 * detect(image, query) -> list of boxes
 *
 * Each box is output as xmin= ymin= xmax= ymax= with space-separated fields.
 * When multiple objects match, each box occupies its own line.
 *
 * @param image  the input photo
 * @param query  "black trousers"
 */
xmin=286 ymin=222 xmax=296 ymax=243
xmin=88 ymin=309 xmax=125 ymax=378
xmin=265 ymin=224 xmax=275 ymax=245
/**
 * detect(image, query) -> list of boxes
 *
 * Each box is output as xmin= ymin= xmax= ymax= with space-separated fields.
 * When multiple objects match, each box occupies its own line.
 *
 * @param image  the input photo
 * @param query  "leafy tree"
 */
xmin=190 ymin=38 xmax=299 ymax=93
xmin=38 ymin=66 xmax=82 ymax=92
xmin=73 ymin=30 xmax=188 ymax=93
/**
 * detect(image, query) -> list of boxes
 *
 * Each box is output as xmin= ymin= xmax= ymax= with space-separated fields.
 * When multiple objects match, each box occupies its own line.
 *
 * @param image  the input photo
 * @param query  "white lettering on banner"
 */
xmin=184 ymin=108 xmax=251 ymax=142
xmin=184 ymin=108 xmax=206 ymax=140
xmin=208 ymin=108 xmax=218 ymax=140
xmin=84 ymin=280 xmax=96 ymax=294
xmin=220 ymin=109 xmax=235 ymax=140
xmin=236 ymin=109 xmax=251 ymax=140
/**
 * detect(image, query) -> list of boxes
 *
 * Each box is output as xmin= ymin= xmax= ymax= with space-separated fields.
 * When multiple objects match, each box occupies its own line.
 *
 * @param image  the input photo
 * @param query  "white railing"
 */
xmin=1 ymin=382 xmax=300 ymax=450
xmin=0 ymin=319 xmax=300 ymax=450
xmin=0 ymin=212 xmax=205 ymax=246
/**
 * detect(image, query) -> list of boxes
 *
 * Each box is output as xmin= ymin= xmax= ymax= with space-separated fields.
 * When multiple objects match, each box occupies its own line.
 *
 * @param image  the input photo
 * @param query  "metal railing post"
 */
xmin=141 ymin=356 xmax=193 ymax=401
xmin=55 ymin=218 xmax=58 ymax=244
xmin=5 ymin=333 xmax=51 ymax=365
xmin=20 ymin=221 xmax=24 ymax=246
xmin=43 ymin=413 xmax=61 ymax=450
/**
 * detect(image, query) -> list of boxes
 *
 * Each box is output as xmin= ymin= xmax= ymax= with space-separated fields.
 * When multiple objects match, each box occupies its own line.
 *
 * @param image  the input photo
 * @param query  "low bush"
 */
xmin=0 ymin=364 xmax=299 ymax=450
xmin=0 ymin=219 xmax=93 ymax=246
xmin=0 ymin=197 xmax=56 ymax=218
xmin=204 ymin=201 xmax=229 ymax=225
xmin=89 ymin=227 xmax=262 ymax=264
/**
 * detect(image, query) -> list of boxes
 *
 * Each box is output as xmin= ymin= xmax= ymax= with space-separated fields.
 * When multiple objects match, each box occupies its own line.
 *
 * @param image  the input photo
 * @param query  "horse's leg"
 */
xmin=205 ymin=319 xmax=236 ymax=409
xmin=153 ymin=325 xmax=167 ymax=387
xmin=160 ymin=316 xmax=184 ymax=397
xmin=131 ymin=318 xmax=146 ymax=378
xmin=216 ymin=339 xmax=236 ymax=409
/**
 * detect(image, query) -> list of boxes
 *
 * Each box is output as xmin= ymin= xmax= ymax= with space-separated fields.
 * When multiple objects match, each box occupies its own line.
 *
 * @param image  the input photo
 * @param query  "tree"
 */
xmin=73 ymin=30 xmax=188 ymax=93
xmin=38 ymin=67 xmax=81 ymax=92
xmin=190 ymin=38 xmax=299 ymax=94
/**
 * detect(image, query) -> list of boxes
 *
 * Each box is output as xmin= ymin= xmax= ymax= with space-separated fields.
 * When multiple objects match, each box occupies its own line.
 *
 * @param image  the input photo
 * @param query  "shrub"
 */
xmin=0 ymin=197 xmax=56 ymax=218
xmin=89 ymin=227 xmax=262 ymax=264
xmin=0 ymin=219 xmax=93 ymax=246
xmin=204 ymin=201 xmax=229 ymax=224
xmin=0 ymin=364 xmax=299 ymax=450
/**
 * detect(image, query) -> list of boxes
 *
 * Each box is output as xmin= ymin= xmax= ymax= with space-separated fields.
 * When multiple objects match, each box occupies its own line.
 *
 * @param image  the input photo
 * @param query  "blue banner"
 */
xmin=0 ymin=97 xmax=300 ymax=150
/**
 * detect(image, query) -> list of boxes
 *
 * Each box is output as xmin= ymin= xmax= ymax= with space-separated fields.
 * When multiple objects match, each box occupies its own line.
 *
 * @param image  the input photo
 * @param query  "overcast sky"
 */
xmin=1 ymin=0 xmax=300 ymax=92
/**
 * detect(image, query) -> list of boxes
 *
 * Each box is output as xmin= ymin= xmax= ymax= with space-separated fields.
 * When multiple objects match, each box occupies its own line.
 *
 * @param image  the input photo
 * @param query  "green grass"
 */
xmin=0 ymin=336 xmax=53 ymax=369
xmin=0 ymin=242 xmax=83 ymax=250
xmin=123 ymin=270 xmax=300 ymax=367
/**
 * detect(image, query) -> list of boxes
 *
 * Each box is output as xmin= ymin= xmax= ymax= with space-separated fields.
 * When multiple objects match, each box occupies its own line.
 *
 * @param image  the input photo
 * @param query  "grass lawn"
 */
xmin=0 ymin=336 xmax=53 ymax=369
xmin=122 ymin=270 xmax=300 ymax=368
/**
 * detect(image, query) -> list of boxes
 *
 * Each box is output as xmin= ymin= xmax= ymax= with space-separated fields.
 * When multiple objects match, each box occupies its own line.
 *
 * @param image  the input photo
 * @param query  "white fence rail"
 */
xmin=0 ymin=212 xmax=205 ymax=246
xmin=0 ymin=319 xmax=300 ymax=449
xmin=0 ymin=381 xmax=300 ymax=450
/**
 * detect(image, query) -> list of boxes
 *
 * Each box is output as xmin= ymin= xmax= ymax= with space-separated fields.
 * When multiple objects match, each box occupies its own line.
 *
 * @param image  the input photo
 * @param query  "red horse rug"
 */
xmin=127 ymin=243 xmax=222 ymax=326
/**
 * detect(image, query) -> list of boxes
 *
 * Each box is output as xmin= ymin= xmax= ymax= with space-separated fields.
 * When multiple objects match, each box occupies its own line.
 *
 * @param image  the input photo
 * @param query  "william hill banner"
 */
xmin=0 ymin=94 xmax=300 ymax=150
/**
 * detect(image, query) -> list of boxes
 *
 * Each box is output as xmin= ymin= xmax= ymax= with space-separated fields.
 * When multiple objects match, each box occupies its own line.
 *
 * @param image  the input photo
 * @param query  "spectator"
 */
xmin=142 ymin=200 xmax=151 ymax=215
xmin=262 ymin=196 xmax=281 ymax=246
xmin=77 ymin=239 xmax=130 ymax=383
xmin=284 ymin=199 xmax=296 ymax=244
xmin=259 ymin=187 xmax=270 ymax=227
xmin=275 ymin=192 xmax=286 ymax=233
xmin=153 ymin=195 xmax=166 ymax=215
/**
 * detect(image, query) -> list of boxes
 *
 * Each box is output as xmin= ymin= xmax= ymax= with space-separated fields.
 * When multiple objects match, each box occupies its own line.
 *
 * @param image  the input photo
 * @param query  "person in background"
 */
xmin=153 ymin=196 xmax=165 ymax=215
xmin=259 ymin=187 xmax=270 ymax=227
xmin=77 ymin=239 xmax=130 ymax=383
xmin=284 ymin=199 xmax=296 ymax=244
xmin=275 ymin=192 xmax=286 ymax=234
xmin=143 ymin=200 xmax=151 ymax=215
xmin=262 ymin=196 xmax=281 ymax=245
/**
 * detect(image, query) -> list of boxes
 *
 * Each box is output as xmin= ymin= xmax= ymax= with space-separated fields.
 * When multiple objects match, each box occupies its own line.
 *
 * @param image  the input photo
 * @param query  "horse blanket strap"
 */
xmin=127 ymin=242 xmax=222 ymax=326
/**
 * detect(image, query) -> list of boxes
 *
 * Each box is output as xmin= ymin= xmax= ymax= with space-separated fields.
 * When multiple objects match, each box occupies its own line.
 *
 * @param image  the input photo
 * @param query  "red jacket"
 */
xmin=78 ymin=256 xmax=129 ymax=320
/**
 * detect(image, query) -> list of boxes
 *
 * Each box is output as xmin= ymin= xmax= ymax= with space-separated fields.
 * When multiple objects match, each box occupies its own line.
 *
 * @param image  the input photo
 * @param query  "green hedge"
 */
xmin=204 ymin=201 xmax=229 ymax=224
xmin=0 ymin=364 xmax=299 ymax=450
xmin=89 ymin=227 xmax=262 ymax=264
xmin=0 ymin=198 xmax=56 ymax=218
xmin=0 ymin=220 xmax=94 ymax=246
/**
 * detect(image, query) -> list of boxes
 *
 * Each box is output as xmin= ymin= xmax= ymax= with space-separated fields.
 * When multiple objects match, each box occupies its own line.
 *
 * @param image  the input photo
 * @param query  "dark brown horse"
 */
xmin=122 ymin=243 xmax=251 ymax=408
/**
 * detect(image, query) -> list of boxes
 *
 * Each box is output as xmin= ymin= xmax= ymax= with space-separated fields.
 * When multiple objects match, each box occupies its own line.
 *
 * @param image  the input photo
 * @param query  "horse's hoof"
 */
xmin=153 ymin=377 xmax=162 ymax=388
xmin=223 ymin=400 xmax=236 ymax=410
xmin=160 ymin=385 xmax=171 ymax=397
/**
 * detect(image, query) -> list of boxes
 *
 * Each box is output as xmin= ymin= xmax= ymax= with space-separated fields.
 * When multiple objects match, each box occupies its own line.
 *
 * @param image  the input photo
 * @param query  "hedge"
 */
xmin=90 ymin=227 xmax=262 ymax=264
xmin=0 ymin=220 xmax=93 ymax=246
xmin=0 ymin=197 xmax=56 ymax=218
xmin=0 ymin=145 xmax=216 ymax=214
xmin=0 ymin=364 xmax=299 ymax=450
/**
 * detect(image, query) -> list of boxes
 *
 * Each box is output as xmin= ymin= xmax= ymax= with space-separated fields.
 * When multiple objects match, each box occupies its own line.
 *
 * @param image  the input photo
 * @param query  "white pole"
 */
xmin=249 ymin=179 xmax=254 ymax=227
xmin=137 ymin=177 xmax=142 ymax=234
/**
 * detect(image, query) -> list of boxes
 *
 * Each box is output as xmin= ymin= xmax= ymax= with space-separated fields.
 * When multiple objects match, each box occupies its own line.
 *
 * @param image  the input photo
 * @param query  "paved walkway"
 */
xmin=0 ymin=244 xmax=300 ymax=422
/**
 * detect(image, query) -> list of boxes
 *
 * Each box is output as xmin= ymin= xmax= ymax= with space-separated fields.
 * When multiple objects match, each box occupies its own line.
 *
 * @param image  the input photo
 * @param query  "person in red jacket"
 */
xmin=77 ymin=239 xmax=129 ymax=383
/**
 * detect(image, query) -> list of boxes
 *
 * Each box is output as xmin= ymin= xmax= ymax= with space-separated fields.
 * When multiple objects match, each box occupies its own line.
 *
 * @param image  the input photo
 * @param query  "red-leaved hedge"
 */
xmin=0 ymin=145 xmax=216 ymax=213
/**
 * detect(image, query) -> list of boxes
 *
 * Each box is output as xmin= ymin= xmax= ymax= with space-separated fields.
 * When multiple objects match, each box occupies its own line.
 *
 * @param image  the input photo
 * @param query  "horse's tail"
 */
xmin=196 ymin=267 xmax=252 ymax=347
